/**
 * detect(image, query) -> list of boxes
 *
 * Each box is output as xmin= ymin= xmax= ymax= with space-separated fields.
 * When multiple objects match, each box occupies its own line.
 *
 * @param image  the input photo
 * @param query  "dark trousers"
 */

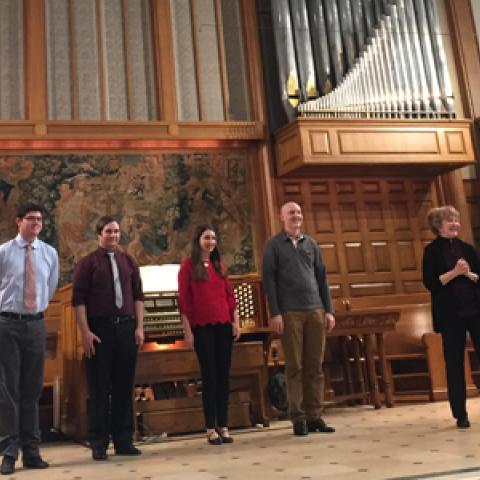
xmin=85 ymin=317 xmax=137 ymax=450
xmin=0 ymin=315 xmax=45 ymax=460
xmin=193 ymin=323 xmax=233 ymax=429
xmin=441 ymin=316 xmax=480 ymax=420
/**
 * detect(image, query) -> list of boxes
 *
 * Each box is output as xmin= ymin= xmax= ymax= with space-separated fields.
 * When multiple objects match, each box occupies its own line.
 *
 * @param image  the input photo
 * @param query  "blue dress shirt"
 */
xmin=0 ymin=234 xmax=59 ymax=314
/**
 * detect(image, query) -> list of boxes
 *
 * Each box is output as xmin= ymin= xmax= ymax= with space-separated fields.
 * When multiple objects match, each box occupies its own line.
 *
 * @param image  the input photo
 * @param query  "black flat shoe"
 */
xmin=293 ymin=420 xmax=308 ymax=436
xmin=92 ymin=448 xmax=108 ymax=461
xmin=115 ymin=445 xmax=141 ymax=456
xmin=1 ymin=456 xmax=15 ymax=475
xmin=217 ymin=428 xmax=234 ymax=444
xmin=22 ymin=455 xmax=49 ymax=469
xmin=207 ymin=431 xmax=222 ymax=445
xmin=457 ymin=417 xmax=471 ymax=429
xmin=307 ymin=418 xmax=335 ymax=433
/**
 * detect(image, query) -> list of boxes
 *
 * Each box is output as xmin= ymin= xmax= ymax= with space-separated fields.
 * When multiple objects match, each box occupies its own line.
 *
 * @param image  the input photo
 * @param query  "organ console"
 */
xmin=140 ymin=265 xmax=270 ymax=341
xmin=143 ymin=292 xmax=183 ymax=339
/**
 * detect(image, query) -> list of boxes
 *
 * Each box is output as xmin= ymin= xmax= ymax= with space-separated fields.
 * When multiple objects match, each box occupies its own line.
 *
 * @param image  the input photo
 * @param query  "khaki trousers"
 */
xmin=281 ymin=309 xmax=326 ymax=423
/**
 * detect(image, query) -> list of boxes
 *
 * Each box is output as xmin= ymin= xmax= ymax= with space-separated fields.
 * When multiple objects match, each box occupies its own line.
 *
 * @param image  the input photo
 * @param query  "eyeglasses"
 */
xmin=24 ymin=216 xmax=43 ymax=222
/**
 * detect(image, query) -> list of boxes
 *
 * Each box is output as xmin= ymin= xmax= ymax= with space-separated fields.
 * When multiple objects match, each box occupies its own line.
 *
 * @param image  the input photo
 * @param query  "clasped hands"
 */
xmin=454 ymin=258 xmax=478 ymax=282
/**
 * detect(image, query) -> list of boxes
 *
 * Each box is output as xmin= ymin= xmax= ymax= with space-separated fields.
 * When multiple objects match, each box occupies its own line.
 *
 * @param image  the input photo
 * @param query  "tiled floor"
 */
xmin=7 ymin=399 xmax=480 ymax=480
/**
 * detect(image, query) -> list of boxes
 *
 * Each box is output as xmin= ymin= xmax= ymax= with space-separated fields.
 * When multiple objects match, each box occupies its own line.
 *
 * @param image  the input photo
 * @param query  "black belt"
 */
xmin=0 ymin=311 xmax=43 ymax=321
xmin=90 ymin=315 xmax=135 ymax=324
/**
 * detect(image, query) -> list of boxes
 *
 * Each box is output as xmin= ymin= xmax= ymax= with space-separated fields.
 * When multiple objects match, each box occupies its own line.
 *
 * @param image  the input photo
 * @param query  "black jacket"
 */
xmin=422 ymin=236 xmax=480 ymax=333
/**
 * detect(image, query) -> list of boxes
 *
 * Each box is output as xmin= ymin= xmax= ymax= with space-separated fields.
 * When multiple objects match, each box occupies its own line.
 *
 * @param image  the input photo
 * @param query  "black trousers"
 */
xmin=441 ymin=316 xmax=480 ymax=420
xmin=0 ymin=315 xmax=45 ymax=460
xmin=85 ymin=317 xmax=137 ymax=450
xmin=193 ymin=323 xmax=233 ymax=429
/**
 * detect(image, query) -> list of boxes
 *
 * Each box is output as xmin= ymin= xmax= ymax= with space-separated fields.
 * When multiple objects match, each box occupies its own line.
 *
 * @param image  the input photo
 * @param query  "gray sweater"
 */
xmin=262 ymin=231 xmax=333 ymax=316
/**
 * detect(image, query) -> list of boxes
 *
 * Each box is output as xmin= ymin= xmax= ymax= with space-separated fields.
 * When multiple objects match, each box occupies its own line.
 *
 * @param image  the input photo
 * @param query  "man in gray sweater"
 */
xmin=263 ymin=201 xmax=335 ymax=436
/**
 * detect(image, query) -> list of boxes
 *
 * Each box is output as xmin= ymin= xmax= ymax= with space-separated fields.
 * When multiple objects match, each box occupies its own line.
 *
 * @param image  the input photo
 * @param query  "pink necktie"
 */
xmin=24 ymin=244 xmax=37 ymax=312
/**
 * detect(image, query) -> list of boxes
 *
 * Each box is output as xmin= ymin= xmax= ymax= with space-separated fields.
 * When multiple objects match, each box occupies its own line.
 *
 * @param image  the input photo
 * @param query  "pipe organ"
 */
xmin=271 ymin=0 xmax=455 ymax=120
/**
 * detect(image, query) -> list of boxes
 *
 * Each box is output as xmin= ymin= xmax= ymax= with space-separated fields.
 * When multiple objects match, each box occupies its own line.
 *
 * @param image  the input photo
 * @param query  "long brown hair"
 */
xmin=191 ymin=224 xmax=226 ymax=280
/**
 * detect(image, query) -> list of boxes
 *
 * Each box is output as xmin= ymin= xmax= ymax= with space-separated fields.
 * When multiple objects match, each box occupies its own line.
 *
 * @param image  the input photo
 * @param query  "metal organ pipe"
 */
xmin=289 ymin=0 xmax=318 ymax=101
xmin=307 ymin=0 xmax=333 ymax=95
xmin=270 ymin=0 xmax=301 ymax=113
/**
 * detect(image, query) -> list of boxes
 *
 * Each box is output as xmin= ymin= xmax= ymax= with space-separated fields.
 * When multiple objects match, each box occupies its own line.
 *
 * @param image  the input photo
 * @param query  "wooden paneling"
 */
xmin=464 ymin=178 xmax=480 ymax=249
xmin=274 ymin=119 xmax=475 ymax=176
xmin=276 ymin=177 xmax=439 ymax=301
xmin=24 ymin=0 xmax=47 ymax=121
xmin=338 ymin=130 xmax=439 ymax=154
xmin=371 ymin=241 xmax=389 ymax=272
xmin=446 ymin=0 xmax=480 ymax=120
xmin=5 ymin=0 xmax=266 ymax=138
xmin=152 ymin=0 xmax=176 ymax=122
xmin=240 ymin=0 xmax=267 ymax=124
xmin=344 ymin=242 xmax=365 ymax=273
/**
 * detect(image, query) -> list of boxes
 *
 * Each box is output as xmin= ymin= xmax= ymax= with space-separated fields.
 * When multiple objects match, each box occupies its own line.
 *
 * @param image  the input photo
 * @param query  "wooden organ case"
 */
xmin=57 ymin=275 xmax=270 ymax=440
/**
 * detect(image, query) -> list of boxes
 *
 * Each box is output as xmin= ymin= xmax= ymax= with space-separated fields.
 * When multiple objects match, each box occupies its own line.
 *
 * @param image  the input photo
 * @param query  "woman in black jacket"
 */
xmin=422 ymin=206 xmax=480 ymax=428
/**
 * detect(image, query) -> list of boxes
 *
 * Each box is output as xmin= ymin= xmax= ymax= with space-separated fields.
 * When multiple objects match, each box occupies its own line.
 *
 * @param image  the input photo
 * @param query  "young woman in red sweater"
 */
xmin=178 ymin=225 xmax=240 ymax=445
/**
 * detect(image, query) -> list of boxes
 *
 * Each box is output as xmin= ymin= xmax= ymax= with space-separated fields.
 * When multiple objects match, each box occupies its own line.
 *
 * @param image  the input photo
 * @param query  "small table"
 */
xmin=330 ymin=309 xmax=399 ymax=408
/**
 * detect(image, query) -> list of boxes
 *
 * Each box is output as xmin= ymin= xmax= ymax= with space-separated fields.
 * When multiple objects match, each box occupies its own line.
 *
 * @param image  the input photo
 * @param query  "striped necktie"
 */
xmin=107 ymin=252 xmax=123 ymax=309
xmin=24 ymin=243 xmax=37 ymax=312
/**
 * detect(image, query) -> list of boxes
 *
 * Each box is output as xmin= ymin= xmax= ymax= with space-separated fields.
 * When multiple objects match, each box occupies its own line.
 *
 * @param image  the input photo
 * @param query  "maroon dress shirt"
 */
xmin=72 ymin=247 xmax=144 ymax=318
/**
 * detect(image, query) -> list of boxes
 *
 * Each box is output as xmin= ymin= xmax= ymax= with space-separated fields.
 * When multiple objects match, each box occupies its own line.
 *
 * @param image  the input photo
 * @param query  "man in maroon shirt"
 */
xmin=72 ymin=216 xmax=144 ymax=460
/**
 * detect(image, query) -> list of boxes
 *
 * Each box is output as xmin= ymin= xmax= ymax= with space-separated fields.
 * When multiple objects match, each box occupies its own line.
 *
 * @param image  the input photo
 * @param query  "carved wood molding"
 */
xmin=0 ymin=138 xmax=252 ymax=151
xmin=332 ymin=310 xmax=399 ymax=336
xmin=0 ymin=121 xmax=264 ymax=144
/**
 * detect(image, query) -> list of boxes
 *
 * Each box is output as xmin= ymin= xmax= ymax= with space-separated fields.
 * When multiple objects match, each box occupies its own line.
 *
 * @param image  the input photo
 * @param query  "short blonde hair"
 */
xmin=427 ymin=205 xmax=460 ymax=235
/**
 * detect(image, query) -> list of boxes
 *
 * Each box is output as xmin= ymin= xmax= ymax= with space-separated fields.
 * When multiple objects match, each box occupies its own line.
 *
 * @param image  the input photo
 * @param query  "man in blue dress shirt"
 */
xmin=0 ymin=203 xmax=59 ymax=475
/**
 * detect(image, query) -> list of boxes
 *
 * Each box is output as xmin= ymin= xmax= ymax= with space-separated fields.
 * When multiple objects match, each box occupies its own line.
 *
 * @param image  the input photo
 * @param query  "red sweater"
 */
xmin=178 ymin=257 xmax=236 ymax=328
